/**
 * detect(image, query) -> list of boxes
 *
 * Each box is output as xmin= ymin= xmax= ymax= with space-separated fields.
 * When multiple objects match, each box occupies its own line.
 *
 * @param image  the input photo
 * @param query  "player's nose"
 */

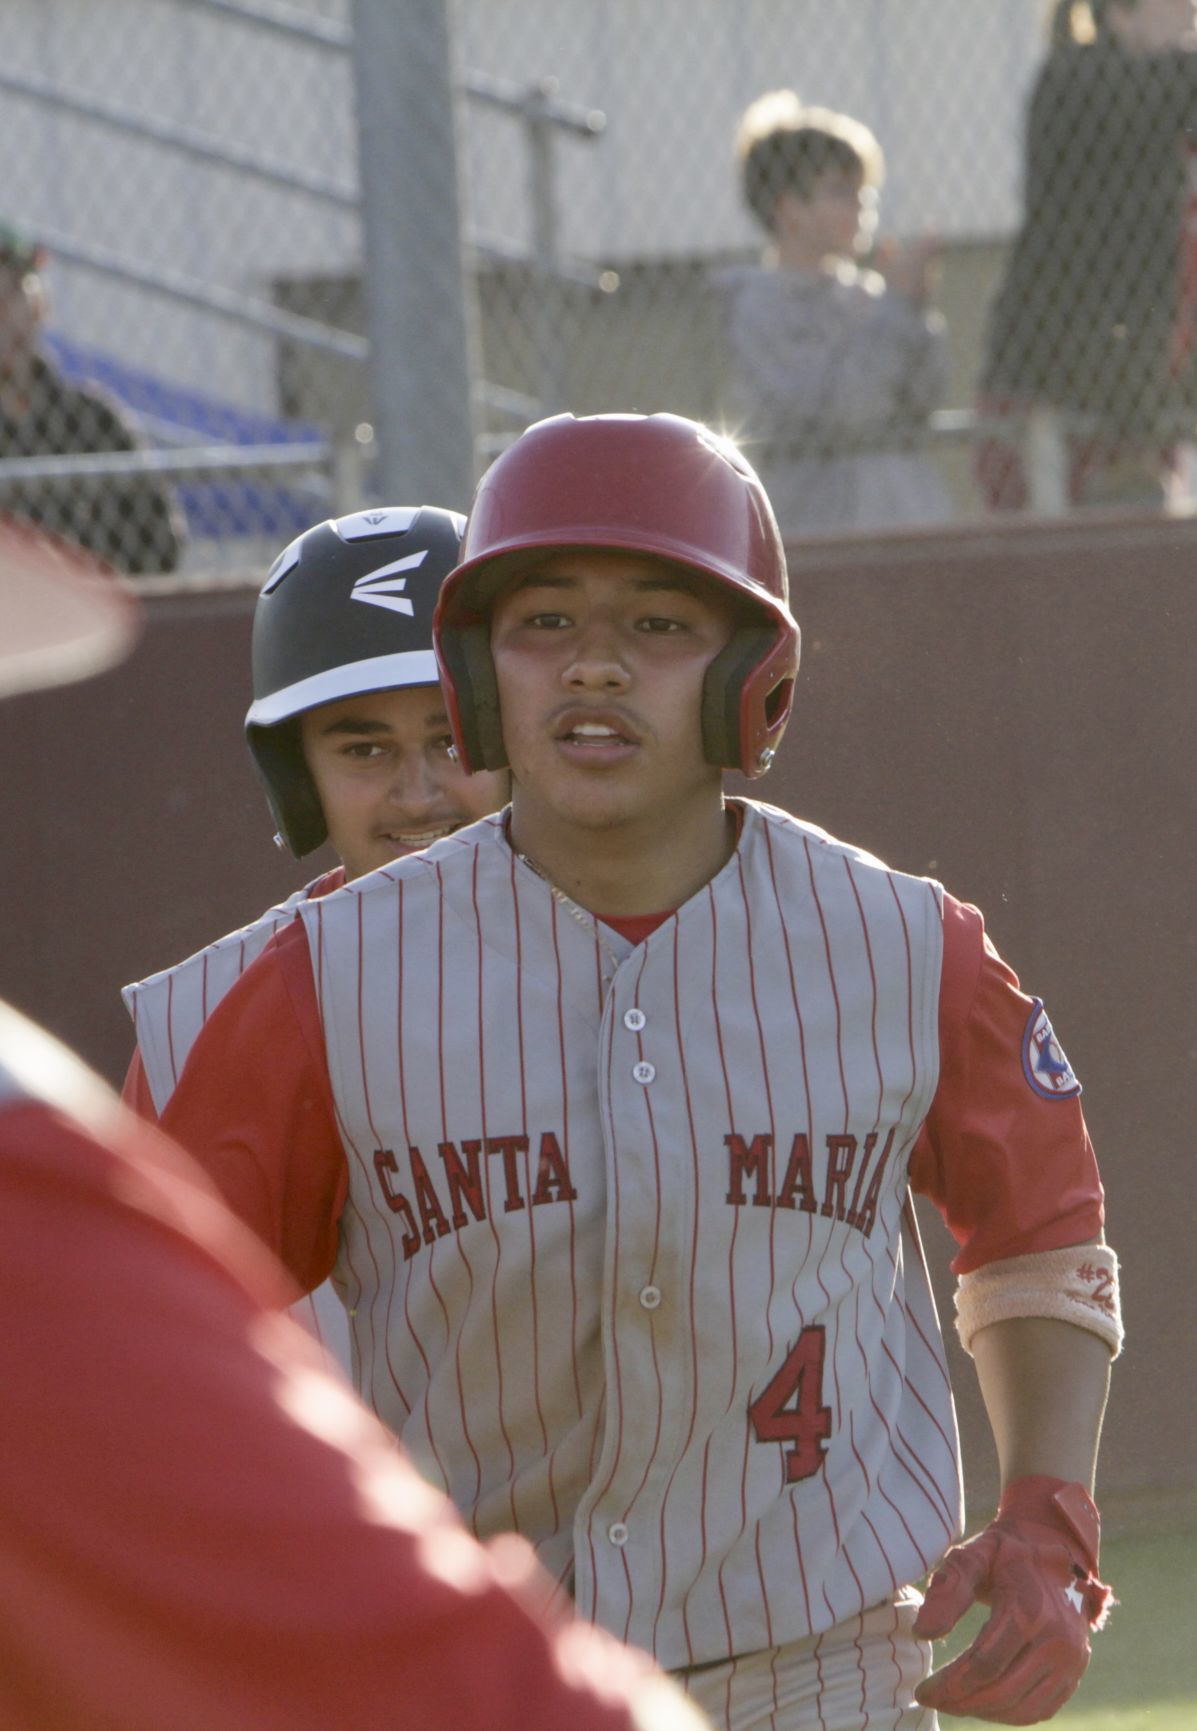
xmin=561 ymin=618 xmax=631 ymax=691
xmin=383 ymin=752 xmax=443 ymax=818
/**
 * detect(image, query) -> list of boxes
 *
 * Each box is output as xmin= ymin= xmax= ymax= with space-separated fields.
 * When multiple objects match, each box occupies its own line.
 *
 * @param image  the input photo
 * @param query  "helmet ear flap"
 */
xmin=439 ymin=619 xmax=509 ymax=772
xmin=702 ymin=624 xmax=782 ymax=771
xmin=246 ymin=720 xmax=328 ymax=857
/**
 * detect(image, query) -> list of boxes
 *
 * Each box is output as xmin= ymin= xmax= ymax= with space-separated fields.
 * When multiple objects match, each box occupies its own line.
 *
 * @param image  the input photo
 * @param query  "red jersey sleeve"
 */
xmin=121 ymin=1046 xmax=158 ymax=1122
xmin=908 ymin=893 xmax=1104 ymax=1274
xmin=159 ymin=917 xmax=346 ymax=1293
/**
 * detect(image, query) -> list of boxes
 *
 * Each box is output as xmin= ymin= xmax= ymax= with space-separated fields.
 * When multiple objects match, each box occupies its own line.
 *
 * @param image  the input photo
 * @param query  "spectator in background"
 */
xmin=978 ymin=0 xmax=1197 ymax=512
xmin=0 ymin=223 xmax=184 ymax=572
xmin=717 ymin=89 xmax=952 ymax=537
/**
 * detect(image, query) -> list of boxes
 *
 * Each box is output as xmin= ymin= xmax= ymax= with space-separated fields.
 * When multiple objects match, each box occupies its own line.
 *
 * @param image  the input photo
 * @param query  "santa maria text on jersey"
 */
xmin=373 ymin=1133 xmax=578 ymax=1257
xmin=373 ymin=1123 xmax=897 ymax=1258
xmin=725 ymin=1127 xmax=897 ymax=1239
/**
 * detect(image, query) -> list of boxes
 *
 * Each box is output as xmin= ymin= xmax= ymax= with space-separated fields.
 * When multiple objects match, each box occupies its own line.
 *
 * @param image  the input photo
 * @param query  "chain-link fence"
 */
xmin=2 ymin=0 xmax=1195 ymax=576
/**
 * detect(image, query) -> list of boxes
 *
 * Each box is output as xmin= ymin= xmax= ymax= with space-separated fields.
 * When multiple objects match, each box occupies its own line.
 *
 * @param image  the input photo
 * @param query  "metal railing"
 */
xmin=6 ymin=0 xmax=606 ymax=530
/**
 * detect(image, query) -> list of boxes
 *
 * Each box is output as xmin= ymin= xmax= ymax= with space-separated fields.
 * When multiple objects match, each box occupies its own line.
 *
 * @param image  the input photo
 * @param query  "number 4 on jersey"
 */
xmin=749 ymin=1327 xmax=833 ymax=1482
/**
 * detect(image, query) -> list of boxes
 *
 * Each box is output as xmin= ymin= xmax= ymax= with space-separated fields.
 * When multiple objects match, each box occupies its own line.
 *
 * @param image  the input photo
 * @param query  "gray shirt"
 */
xmin=717 ymin=260 xmax=952 ymax=536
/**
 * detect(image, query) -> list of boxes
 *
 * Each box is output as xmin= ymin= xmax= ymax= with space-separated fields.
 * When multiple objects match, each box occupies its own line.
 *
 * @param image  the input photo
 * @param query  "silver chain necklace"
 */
xmin=515 ymin=847 xmax=626 ymax=972
xmin=511 ymin=805 xmax=738 ymax=968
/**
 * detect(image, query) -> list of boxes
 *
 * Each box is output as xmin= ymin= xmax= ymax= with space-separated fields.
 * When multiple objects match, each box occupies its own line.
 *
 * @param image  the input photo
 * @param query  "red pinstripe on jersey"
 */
xmin=707 ymin=883 xmax=758 ymax=1657
xmin=733 ymin=855 xmax=781 ymax=1653
xmin=165 ymin=971 xmax=179 ymax=1091
xmin=799 ymin=837 xmax=856 ymax=1629
xmin=506 ymin=845 xmax=562 ymax=1540
xmin=598 ymin=943 xmax=669 ymax=1645
xmin=661 ymin=921 xmax=713 ymax=1665
xmin=761 ymin=816 xmax=821 ymax=1639
xmin=388 ymin=877 xmax=451 ymax=1482
xmin=352 ymin=893 xmax=391 ymax=1404
xmin=547 ymin=889 xmax=588 ymax=1429
xmin=469 ymin=847 xmax=520 ymax=1529
xmin=841 ymin=857 xmax=932 ymax=1587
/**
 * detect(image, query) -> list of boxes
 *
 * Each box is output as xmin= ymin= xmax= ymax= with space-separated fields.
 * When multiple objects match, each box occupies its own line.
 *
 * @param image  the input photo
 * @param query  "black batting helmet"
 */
xmin=433 ymin=413 xmax=800 ymax=778
xmin=245 ymin=504 xmax=465 ymax=857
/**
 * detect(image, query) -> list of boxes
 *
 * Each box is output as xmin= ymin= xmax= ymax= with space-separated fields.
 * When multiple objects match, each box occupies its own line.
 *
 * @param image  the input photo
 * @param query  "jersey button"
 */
xmin=607 ymin=1522 xmax=629 ymax=1547
xmin=639 ymin=1284 xmax=662 ymax=1310
xmin=623 ymin=1007 xmax=647 ymax=1031
xmin=632 ymin=1061 xmax=656 ymax=1084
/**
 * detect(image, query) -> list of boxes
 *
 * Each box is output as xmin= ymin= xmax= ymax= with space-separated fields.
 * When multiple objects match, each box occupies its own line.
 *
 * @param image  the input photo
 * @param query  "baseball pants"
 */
xmin=675 ymin=1589 xmax=935 ymax=1731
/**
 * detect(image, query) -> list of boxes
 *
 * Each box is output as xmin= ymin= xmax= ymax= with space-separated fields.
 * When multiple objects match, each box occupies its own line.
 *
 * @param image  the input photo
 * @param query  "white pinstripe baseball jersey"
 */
xmin=299 ymin=799 xmax=959 ymax=1669
xmin=122 ymin=873 xmax=351 ymax=1370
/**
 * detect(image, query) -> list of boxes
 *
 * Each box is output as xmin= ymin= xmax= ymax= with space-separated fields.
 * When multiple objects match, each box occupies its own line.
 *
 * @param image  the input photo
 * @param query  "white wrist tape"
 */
xmin=955 ymin=1243 xmax=1123 ymax=1359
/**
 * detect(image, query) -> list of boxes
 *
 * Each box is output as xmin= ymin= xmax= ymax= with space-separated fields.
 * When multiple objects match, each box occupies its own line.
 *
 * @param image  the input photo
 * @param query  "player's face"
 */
xmin=299 ymin=684 xmax=508 ymax=880
xmin=489 ymin=550 xmax=738 ymax=842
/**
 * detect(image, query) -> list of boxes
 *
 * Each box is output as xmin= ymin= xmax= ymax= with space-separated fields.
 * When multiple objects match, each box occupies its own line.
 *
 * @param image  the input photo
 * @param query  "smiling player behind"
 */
xmin=157 ymin=413 xmax=1122 ymax=1730
xmin=123 ymin=503 xmax=508 ymax=1117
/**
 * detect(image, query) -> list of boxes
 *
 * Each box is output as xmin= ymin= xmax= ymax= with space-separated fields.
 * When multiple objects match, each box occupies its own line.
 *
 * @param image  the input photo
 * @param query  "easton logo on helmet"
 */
xmin=349 ymin=550 xmax=428 ymax=616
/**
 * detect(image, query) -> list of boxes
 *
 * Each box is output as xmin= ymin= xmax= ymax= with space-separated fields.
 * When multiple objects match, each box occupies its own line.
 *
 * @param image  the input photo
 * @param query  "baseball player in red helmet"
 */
xmin=121 ymin=505 xmax=509 ymax=1360
xmin=0 ymin=510 xmax=702 ymax=1731
xmin=157 ymin=412 xmax=1121 ymax=1729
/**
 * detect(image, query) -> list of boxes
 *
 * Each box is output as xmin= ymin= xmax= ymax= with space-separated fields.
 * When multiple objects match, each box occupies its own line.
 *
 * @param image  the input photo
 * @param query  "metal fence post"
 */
xmin=527 ymin=78 xmax=565 ymax=415
xmin=1026 ymin=409 xmax=1069 ymax=517
xmin=351 ymin=0 xmax=478 ymax=510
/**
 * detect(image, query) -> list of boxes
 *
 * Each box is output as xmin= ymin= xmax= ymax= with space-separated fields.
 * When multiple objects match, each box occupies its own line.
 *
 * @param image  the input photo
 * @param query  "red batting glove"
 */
xmin=913 ymin=1476 xmax=1113 ymax=1725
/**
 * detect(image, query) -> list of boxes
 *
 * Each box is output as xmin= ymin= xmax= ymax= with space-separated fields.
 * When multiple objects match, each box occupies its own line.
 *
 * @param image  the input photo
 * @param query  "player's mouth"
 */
xmin=374 ymin=820 xmax=463 ymax=853
xmin=552 ymin=709 xmax=641 ymax=765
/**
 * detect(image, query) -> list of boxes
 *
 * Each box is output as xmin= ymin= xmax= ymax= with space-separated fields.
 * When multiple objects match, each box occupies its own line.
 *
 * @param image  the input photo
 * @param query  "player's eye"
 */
xmin=431 ymin=734 xmax=456 ymax=757
xmin=637 ymin=614 xmax=686 ymax=633
xmin=342 ymin=740 xmax=386 ymax=759
xmin=527 ymin=610 xmax=572 ymax=629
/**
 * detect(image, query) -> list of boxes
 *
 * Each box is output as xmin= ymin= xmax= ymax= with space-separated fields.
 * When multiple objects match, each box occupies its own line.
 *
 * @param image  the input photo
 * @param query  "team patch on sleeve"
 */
xmin=1021 ymin=999 xmax=1082 ymax=1099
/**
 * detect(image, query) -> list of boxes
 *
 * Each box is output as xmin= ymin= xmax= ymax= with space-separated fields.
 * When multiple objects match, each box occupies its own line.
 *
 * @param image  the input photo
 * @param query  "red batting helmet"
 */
xmin=433 ymin=412 xmax=800 ymax=777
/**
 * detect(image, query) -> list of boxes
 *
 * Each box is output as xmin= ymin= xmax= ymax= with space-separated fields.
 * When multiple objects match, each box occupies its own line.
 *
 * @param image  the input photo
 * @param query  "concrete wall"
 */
xmin=2 ymin=507 xmax=1193 ymax=1515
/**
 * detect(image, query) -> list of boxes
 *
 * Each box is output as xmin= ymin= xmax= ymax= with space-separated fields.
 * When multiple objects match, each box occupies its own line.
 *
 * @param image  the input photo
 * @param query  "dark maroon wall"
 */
xmin=2 ymin=513 xmax=1192 ymax=1508
xmin=0 ymin=585 xmax=333 ymax=1074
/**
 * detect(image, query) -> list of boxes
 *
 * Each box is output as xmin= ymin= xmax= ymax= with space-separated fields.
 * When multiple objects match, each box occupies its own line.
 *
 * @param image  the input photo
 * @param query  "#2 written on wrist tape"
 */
xmin=954 ymin=1243 xmax=1123 ymax=1358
